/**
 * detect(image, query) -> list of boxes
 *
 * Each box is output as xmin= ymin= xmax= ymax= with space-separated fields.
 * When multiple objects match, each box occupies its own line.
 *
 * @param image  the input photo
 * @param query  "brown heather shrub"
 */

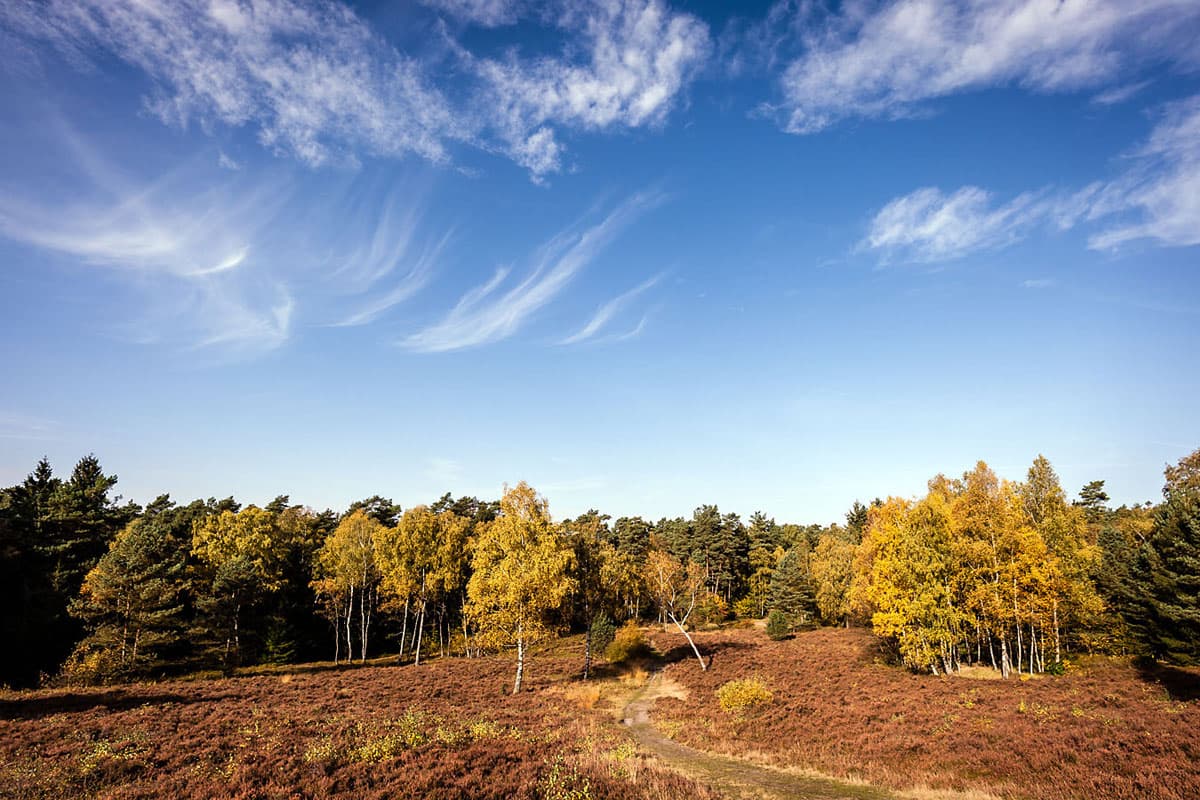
xmin=0 ymin=640 xmax=718 ymax=800
xmin=647 ymin=626 xmax=1200 ymax=800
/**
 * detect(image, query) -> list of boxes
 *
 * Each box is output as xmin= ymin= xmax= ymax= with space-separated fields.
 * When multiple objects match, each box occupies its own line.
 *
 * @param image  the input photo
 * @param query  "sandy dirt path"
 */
xmin=621 ymin=672 xmax=895 ymax=800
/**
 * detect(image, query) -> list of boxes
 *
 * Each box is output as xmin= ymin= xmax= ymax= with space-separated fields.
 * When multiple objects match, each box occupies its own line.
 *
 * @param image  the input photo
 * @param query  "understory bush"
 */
xmin=716 ymin=677 xmax=773 ymax=713
xmin=604 ymin=622 xmax=649 ymax=663
xmin=766 ymin=609 xmax=790 ymax=641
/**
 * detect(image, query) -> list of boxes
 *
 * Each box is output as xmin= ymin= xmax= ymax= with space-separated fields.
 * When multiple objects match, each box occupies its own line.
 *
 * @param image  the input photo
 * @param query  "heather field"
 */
xmin=4 ymin=629 xmax=1198 ymax=800
xmin=650 ymin=627 xmax=1200 ymax=800
xmin=0 ymin=642 xmax=715 ymax=800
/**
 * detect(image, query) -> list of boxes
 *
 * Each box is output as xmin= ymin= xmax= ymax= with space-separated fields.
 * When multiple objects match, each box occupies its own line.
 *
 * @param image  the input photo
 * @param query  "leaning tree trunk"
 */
xmin=669 ymin=613 xmax=707 ymax=671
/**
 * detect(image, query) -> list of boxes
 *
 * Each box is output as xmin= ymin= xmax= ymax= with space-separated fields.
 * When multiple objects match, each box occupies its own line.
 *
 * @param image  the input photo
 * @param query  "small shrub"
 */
xmin=1046 ymin=659 xmax=1070 ymax=676
xmin=589 ymin=614 xmax=617 ymax=655
xmin=55 ymin=642 xmax=127 ymax=687
xmin=604 ymin=622 xmax=650 ymax=663
xmin=468 ymin=719 xmax=505 ymax=740
xmin=766 ymin=609 xmax=791 ymax=641
xmin=540 ymin=754 xmax=592 ymax=800
xmin=716 ymin=677 xmax=773 ymax=713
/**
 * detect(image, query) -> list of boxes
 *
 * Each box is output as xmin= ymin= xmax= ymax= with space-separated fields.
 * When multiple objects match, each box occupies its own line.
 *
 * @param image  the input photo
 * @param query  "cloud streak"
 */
xmin=0 ymin=116 xmax=456 ymax=357
xmin=402 ymin=192 xmax=661 ymax=352
xmin=770 ymin=0 xmax=1200 ymax=134
xmin=864 ymin=94 xmax=1200 ymax=262
xmin=559 ymin=274 xmax=661 ymax=344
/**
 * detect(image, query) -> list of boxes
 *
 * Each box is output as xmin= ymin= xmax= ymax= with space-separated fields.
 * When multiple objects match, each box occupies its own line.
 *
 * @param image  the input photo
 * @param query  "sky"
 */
xmin=1 ymin=0 xmax=1198 ymax=524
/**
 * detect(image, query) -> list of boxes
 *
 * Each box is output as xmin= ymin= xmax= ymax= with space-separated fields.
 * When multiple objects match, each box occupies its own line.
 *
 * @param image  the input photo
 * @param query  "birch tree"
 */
xmin=643 ymin=549 xmax=708 ymax=670
xmin=466 ymin=483 xmax=573 ymax=693
xmin=312 ymin=510 xmax=381 ymax=663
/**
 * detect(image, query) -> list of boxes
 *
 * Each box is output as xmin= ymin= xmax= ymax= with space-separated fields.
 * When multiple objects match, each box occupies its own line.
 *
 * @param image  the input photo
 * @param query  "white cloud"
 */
xmin=403 ymin=192 xmax=660 ymax=352
xmin=559 ymin=274 xmax=661 ymax=344
xmin=0 ymin=118 xmax=454 ymax=357
xmin=331 ymin=232 xmax=450 ymax=327
xmin=1088 ymin=95 xmax=1200 ymax=249
xmin=864 ymin=95 xmax=1200 ymax=262
xmin=4 ymin=0 xmax=708 ymax=179
xmin=773 ymin=0 xmax=1200 ymax=134
xmin=5 ymin=0 xmax=458 ymax=167
xmin=468 ymin=0 xmax=711 ymax=177
xmin=419 ymin=0 xmax=523 ymax=27
xmin=1021 ymin=278 xmax=1056 ymax=289
xmin=1092 ymin=80 xmax=1152 ymax=107
xmin=865 ymin=186 xmax=1045 ymax=262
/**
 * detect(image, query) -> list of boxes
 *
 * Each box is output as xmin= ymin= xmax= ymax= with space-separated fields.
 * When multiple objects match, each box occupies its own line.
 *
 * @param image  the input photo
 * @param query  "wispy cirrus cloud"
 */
xmin=0 ymin=116 xmax=451 ymax=357
xmin=0 ymin=411 xmax=61 ymax=442
xmin=2 ymin=0 xmax=709 ymax=180
xmin=559 ymin=274 xmax=661 ymax=344
xmin=419 ymin=0 xmax=524 ymax=27
xmin=864 ymin=94 xmax=1200 ymax=262
xmin=402 ymin=192 xmax=661 ymax=352
xmin=0 ymin=119 xmax=298 ymax=356
xmin=767 ymin=0 xmax=1200 ymax=134
xmin=864 ymin=186 xmax=1046 ymax=263
xmin=3 ymin=0 xmax=460 ymax=168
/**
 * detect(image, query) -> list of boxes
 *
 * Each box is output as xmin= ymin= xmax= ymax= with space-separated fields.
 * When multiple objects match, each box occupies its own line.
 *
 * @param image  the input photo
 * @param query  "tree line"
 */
xmin=0 ymin=448 xmax=1196 ymax=690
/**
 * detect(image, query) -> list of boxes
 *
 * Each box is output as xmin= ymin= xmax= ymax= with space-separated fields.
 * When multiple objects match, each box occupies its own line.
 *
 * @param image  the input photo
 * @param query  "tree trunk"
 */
xmin=583 ymin=626 xmax=593 ymax=680
xmin=399 ymin=600 xmax=409 ymax=662
xmin=437 ymin=609 xmax=445 ymax=658
xmin=513 ymin=628 xmax=525 ymax=694
xmin=233 ymin=602 xmax=241 ymax=669
xmin=1000 ymin=637 xmax=1011 ymax=678
xmin=333 ymin=604 xmax=340 ymax=665
xmin=345 ymin=586 xmax=354 ymax=666
xmin=362 ymin=586 xmax=373 ymax=662
xmin=669 ymin=613 xmax=707 ymax=671
xmin=1053 ymin=603 xmax=1062 ymax=664
xmin=415 ymin=602 xmax=425 ymax=666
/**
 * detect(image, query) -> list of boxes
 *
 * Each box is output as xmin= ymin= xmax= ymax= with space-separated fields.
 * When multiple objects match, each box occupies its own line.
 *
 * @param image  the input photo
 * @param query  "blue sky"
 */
xmin=1 ymin=0 xmax=1198 ymax=523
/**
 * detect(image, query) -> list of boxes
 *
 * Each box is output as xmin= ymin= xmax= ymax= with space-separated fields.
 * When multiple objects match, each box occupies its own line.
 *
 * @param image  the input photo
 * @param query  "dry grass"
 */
xmin=649 ymin=626 xmax=1200 ymax=800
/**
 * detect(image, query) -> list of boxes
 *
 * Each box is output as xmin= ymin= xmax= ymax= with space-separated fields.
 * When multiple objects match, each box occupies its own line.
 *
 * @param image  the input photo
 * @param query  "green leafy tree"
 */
xmin=563 ymin=510 xmax=616 ymax=679
xmin=811 ymin=534 xmax=855 ymax=626
xmin=192 ymin=506 xmax=288 ymax=670
xmin=375 ymin=505 xmax=470 ymax=664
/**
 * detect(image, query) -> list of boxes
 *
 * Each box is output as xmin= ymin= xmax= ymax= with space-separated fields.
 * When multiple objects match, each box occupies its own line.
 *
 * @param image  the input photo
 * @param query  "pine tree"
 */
xmin=769 ymin=547 xmax=816 ymax=628
xmin=1126 ymin=449 xmax=1200 ymax=664
xmin=67 ymin=514 xmax=187 ymax=681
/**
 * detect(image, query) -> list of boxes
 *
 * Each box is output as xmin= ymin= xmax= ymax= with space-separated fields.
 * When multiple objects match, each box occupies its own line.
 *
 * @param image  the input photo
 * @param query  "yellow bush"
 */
xmin=604 ymin=622 xmax=649 ymax=663
xmin=715 ymin=677 xmax=773 ymax=713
